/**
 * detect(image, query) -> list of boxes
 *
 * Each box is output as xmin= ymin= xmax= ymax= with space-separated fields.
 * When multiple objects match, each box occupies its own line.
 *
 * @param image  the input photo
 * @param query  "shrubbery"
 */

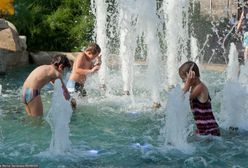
xmin=6 ymin=0 xmax=93 ymax=51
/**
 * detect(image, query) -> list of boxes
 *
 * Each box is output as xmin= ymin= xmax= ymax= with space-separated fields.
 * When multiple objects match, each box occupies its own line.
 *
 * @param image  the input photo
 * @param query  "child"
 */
xmin=22 ymin=54 xmax=71 ymax=116
xmin=67 ymin=43 xmax=101 ymax=99
xmin=236 ymin=1 xmax=248 ymax=63
xmin=179 ymin=61 xmax=220 ymax=136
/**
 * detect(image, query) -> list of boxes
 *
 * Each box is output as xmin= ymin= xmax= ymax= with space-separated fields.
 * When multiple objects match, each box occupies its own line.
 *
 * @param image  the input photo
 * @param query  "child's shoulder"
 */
xmin=77 ymin=51 xmax=85 ymax=57
xmin=192 ymin=82 xmax=207 ymax=92
xmin=33 ymin=64 xmax=49 ymax=71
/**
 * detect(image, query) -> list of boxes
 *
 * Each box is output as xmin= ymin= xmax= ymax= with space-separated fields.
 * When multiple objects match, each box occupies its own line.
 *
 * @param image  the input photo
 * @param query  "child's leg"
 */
xmin=25 ymin=104 xmax=31 ymax=115
xmin=26 ymin=95 xmax=43 ymax=116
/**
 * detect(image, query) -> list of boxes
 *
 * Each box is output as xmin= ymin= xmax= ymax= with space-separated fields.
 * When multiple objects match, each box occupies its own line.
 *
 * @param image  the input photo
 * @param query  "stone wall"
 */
xmin=198 ymin=0 xmax=237 ymax=19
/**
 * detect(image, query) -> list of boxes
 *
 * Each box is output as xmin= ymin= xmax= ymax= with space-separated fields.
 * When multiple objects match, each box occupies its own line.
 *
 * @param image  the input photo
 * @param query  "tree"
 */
xmin=6 ymin=0 xmax=94 ymax=51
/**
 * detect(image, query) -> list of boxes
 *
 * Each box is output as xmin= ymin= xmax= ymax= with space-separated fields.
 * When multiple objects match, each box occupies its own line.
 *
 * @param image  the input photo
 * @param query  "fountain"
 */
xmin=191 ymin=36 xmax=200 ymax=64
xmin=163 ymin=0 xmax=190 ymax=88
xmin=118 ymin=0 xmax=137 ymax=96
xmin=220 ymin=43 xmax=248 ymax=131
xmin=46 ymin=79 xmax=73 ymax=154
xmin=135 ymin=0 xmax=162 ymax=108
xmin=91 ymin=0 xmax=109 ymax=90
xmin=3 ymin=0 xmax=248 ymax=167
xmin=160 ymin=85 xmax=194 ymax=154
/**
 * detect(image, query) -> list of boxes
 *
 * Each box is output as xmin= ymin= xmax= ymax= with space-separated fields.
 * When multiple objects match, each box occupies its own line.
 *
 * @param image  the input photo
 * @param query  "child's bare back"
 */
xmin=23 ymin=65 xmax=60 ymax=90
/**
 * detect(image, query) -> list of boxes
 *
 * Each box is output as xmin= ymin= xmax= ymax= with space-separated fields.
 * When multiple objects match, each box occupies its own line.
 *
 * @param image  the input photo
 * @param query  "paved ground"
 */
xmin=202 ymin=63 xmax=227 ymax=72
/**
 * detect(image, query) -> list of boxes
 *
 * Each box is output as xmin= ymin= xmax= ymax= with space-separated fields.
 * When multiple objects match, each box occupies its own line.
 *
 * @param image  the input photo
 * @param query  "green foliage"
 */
xmin=6 ymin=0 xmax=94 ymax=51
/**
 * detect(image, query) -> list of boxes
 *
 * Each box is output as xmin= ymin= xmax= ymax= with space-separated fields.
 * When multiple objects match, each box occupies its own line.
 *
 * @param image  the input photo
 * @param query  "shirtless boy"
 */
xmin=22 ymin=54 xmax=71 ymax=116
xmin=67 ymin=43 xmax=101 ymax=98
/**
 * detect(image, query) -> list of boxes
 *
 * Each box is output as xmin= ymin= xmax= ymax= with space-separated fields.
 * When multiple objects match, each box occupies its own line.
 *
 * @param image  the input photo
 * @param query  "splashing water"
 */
xmin=118 ymin=0 xmax=137 ymax=94
xmin=0 ymin=84 xmax=2 ymax=95
xmin=163 ymin=0 xmax=189 ymax=87
xmin=220 ymin=81 xmax=248 ymax=130
xmin=160 ymin=85 xmax=194 ymax=154
xmin=220 ymin=43 xmax=248 ymax=130
xmin=91 ymin=0 xmax=109 ymax=88
xmin=226 ymin=43 xmax=239 ymax=82
xmin=190 ymin=36 xmax=199 ymax=64
xmin=239 ymin=65 xmax=248 ymax=86
xmin=46 ymin=79 xmax=73 ymax=154
xmin=136 ymin=0 xmax=162 ymax=104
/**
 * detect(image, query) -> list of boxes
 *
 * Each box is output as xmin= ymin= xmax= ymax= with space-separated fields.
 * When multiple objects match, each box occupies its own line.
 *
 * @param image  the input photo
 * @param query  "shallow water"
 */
xmin=0 ymin=65 xmax=248 ymax=168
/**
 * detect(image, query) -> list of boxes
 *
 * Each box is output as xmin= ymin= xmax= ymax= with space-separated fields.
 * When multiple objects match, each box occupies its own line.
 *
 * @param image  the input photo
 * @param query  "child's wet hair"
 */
xmin=179 ymin=61 xmax=200 ymax=77
xmin=51 ymin=54 xmax=71 ymax=69
xmin=85 ymin=43 xmax=101 ymax=55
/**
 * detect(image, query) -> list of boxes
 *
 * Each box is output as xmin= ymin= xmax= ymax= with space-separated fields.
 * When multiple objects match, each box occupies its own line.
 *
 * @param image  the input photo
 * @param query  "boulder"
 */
xmin=0 ymin=19 xmax=29 ymax=74
xmin=0 ymin=19 xmax=21 ymax=51
xmin=30 ymin=51 xmax=79 ymax=65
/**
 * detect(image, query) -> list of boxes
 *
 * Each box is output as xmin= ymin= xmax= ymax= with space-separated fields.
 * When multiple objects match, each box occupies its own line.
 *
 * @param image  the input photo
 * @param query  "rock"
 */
xmin=30 ymin=51 xmax=79 ymax=65
xmin=0 ymin=19 xmax=8 ymax=29
xmin=19 ymin=36 xmax=27 ymax=50
xmin=0 ymin=19 xmax=21 ymax=51
xmin=0 ymin=19 xmax=29 ymax=74
xmin=0 ymin=49 xmax=29 ymax=74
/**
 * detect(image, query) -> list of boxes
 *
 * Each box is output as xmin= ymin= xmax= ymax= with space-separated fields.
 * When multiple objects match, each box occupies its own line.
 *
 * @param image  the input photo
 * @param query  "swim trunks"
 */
xmin=22 ymin=88 xmax=40 ymax=104
xmin=66 ymin=80 xmax=86 ymax=97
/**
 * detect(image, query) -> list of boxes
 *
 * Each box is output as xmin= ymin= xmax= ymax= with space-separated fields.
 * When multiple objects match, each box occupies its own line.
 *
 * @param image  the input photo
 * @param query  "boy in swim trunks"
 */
xmin=22 ymin=54 xmax=71 ymax=116
xmin=67 ymin=43 xmax=101 ymax=103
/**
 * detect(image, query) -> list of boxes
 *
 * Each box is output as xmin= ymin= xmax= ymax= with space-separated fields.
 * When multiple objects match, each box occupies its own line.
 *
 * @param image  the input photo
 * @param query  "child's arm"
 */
xmin=237 ymin=11 xmax=244 ymax=32
xmin=60 ymin=78 xmax=70 ymax=100
xmin=182 ymin=70 xmax=195 ymax=93
xmin=189 ymin=84 xmax=203 ymax=100
xmin=54 ymin=70 xmax=70 ymax=100
xmin=74 ymin=53 xmax=99 ymax=75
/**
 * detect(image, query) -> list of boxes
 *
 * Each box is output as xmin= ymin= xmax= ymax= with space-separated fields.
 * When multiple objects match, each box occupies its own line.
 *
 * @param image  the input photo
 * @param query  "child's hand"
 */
xmin=95 ymin=55 xmax=102 ymax=66
xmin=185 ymin=70 xmax=195 ymax=87
xmin=91 ymin=65 xmax=100 ymax=73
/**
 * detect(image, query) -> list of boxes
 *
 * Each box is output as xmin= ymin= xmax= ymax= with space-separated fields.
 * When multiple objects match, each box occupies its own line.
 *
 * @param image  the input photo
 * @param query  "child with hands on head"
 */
xmin=179 ymin=61 xmax=220 ymax=136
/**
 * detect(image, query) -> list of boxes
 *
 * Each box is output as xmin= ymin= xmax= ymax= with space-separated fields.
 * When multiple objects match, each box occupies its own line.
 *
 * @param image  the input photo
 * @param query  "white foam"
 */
xmin=46 ymin=79 xmax=73 ymax=154
xmin=160 ymin=85 xmax=195 ymax=154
